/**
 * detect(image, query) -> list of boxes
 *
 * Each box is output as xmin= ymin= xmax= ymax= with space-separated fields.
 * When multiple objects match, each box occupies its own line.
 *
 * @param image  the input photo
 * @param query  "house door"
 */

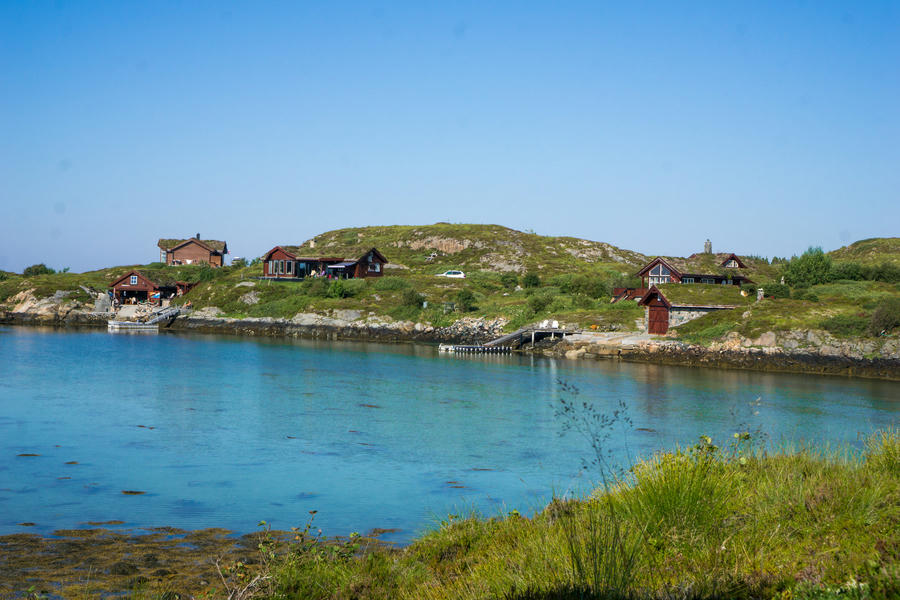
xmin=648 ymin=306 xmax=669 ymax=334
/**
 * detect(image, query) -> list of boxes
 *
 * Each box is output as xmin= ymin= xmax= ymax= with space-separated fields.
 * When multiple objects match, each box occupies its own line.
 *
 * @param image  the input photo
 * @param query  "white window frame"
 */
xmin=725 ymin=259 xmax=738 ymax=268
xmin=286 ymin=261 xmax=293 ymax=275
xmin=129 ymin=275 xmax=138 ymax=285
xmin=648 ymin=264 xmax=671 ymax=286
xmin=701 ymin=278 xmax=714 ymax=284
xmin=682 ymin=277 xmax=695 ymax=284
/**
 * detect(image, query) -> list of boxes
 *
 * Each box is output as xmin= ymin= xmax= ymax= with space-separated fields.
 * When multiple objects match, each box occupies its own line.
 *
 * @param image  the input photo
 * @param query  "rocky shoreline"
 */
xmin=544 ymin=330 xmax=900 ymax=381
xmin=3 ymin=307 xmax=899 ymax=381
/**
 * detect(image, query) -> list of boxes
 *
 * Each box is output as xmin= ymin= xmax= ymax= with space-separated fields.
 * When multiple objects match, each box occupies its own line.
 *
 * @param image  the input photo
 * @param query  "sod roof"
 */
xmin=639 ymin=253 xmax=775 ymax=282
xmin=158 ymin=238 xmax=227 ymax=253
xmin=652 ymin=283 xmax=754 ymax=307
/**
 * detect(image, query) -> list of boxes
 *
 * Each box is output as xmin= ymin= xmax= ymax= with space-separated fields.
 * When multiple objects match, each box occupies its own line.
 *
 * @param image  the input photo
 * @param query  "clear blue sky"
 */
xmin=1 ymin=1 xmax=897 ymax=272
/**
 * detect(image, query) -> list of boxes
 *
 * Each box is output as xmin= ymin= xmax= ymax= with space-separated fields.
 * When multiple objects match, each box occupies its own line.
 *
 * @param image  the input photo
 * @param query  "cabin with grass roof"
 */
xmin=638 ymin=283 xmax=754 ymax=334
xmin=262 ymin=246 xmax=387 ymax=280
xmin=158 ymin=234 xmax=228 ymax=267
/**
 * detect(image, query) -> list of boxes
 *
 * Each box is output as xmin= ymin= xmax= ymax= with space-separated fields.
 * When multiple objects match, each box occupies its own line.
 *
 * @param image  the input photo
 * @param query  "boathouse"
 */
xmin=158 ymin=234 xmax=228 ymax=267
xmin=109 ymin=270 xmax=195 ymax=305
xmin=637 ymin=284 xmax=752 ymax=335
xmin=262 ymin=247 xmax=387 ymax=280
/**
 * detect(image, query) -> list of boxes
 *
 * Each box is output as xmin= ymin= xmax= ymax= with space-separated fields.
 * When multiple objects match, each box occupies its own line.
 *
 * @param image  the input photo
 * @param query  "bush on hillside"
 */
xmin=821 ymin=314 xmax=869 ymax=337
xmin=527 ymin=291 xmax=555 ymax=314
xmin=828 ymin=262 xmax=864 ymax=282
xmin=522 ymin=272 xmax=541 ymax=288
xmin=500 ymin=272 xmax=519 ymax=290
xmin=782 ymin=247 xmax=831 ymax=287
xmin=23 ymin=263 xmax=56 ymax=277
xmin=762 ymin=283 xmax=791 ymax=299
xmin=791 ymin=287 xmax=819 ymax=302
xmin=548 ymin=274 xmax=609 ymax=299
xmin=869 ymin=297 xmax=900 ymax=336
xmin=455 ymin=289 xmax=477 ymax=312
xmin=866 ymin=262 xmax=900 ymax=284
xmin=401 ymin=288 xmax=424 ymax=308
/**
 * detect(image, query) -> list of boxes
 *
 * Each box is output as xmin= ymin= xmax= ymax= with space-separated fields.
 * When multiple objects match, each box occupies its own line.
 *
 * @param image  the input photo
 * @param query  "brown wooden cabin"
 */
xmin=262 ymin=247 xmax=388 ymax=280
xmin=109 ymin=270 xmax=196 ymax=305
xmin=158 ymin=234 xmax=228 ymax=267
xmin=635 ymin=253 xmax=751 ymax=288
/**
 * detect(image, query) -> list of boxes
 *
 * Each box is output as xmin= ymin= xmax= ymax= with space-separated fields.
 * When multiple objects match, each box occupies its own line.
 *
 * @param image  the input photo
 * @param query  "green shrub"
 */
xmin=865 ymin=262 xmax=900 ymax=284
xmin=522 ymin=272 xmax=541 ymax=288
xmin=327 ymin=280 xmax=349 ymax=298
xmin=372 ymin=277 xmax=410 ymax=291
xmin=0 ymin=271 xmax=8 ymax=281
xmin=527 ymin=292 xmax=555 ymax=314
xmin=304 ymin=278 xmax=330 ymax=297
xmin=821 ymin=314 xmax=868 ymax=337
xmin=548 ymin=274 xmax=609 ymax=299
xmin=762 ymin=283 xmax=791 ymax=299
xmin=401 ymin=288 xmax=425 ymax=308
xmin=868 ymin=297 xmax=900 ymax=336
xmin=455 ymin=289 xmax=477 ymax=312
xmin=231 ymin=257 xmax=248 ymax=268
xmin=741 ymin=283 xmax=758 ymax=296
xmin=828 ymin=262 xmax=863 ymax=282
xmin=792 ymin=289 xmax=819 ymax=302
xmin=782 ymin=247 xmax=831 ymax=287
xmin=500 ymin=272 xmax=519 ymax=290
xmin=23 ymin=263 xmax=55 ymax=276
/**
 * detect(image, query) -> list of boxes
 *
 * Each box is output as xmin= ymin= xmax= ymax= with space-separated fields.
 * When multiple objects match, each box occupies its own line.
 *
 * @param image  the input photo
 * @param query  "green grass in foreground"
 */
xmin=197 ymin=429 xmax=900 ymax=600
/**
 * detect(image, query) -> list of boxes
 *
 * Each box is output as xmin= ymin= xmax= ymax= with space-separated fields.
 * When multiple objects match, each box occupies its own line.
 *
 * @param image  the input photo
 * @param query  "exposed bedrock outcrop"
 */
xmin=548 ymin=331 xmax=900 ymax=381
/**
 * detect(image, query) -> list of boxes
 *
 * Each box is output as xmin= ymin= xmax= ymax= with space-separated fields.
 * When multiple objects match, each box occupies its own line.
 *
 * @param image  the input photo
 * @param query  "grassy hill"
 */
xmin=828 ymin=237 xmax=900 ymax=266
xmin=3 ymin=226 xmax=899 ymax=340
xmin=301 ymin=223 xmax=649 ymax=277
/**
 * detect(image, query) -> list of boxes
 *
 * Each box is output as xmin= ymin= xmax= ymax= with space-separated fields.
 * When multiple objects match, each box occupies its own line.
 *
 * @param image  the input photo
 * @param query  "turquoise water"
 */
xmin=1 ymin=326 xmax=898 ymax=543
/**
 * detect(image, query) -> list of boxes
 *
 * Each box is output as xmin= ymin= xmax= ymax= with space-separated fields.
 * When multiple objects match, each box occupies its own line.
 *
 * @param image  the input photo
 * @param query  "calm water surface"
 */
xmin=1 ymin=326 xmax=897 ymax=543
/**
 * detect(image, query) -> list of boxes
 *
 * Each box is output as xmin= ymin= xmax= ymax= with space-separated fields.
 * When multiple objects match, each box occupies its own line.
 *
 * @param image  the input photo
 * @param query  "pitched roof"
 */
xmin=636 ymin=253 xmax=753 ymax=280
xmin=158 ymin=238 xmax=228 ymax=253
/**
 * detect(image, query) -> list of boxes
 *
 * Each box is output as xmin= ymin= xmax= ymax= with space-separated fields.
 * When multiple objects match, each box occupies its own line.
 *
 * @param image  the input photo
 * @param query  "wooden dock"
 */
xmin=439 ymin=325 xmax=573 ymax=354
xmin=108 ymin=306 xmax=181 ymax=332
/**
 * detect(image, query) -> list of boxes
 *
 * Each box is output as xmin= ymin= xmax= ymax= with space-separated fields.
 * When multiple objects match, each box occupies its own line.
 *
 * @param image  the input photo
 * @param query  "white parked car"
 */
xmin=436 ymin=270 xmax=465 ymax=278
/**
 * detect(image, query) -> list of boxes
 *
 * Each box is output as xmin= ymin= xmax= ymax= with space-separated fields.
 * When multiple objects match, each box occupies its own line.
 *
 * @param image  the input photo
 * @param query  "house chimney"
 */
xmin=309 ymin=239 xmax=316 ymax=249
xmin=196 ymin=233 xmax=200 ymax=240
xmin=704 ymin=239 xmax=712 ymax=254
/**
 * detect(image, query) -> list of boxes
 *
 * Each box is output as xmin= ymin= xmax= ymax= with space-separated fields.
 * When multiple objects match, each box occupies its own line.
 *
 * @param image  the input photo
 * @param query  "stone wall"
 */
xmin=669 ymin=306 xmax=723 ymax=327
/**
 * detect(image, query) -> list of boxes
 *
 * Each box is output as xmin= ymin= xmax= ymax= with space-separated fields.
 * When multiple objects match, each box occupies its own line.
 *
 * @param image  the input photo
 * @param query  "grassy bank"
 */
xmin=224 ymin=430 xmax=898 ymax=600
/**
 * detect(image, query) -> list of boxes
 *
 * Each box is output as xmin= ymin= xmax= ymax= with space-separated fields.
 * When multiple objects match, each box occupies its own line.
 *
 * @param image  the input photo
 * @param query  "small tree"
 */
xmin=23 ymin=263 xmax=56 ymax=276
xmin=781 ymin=247 xmax=831 ymax=287
xmin=869 ymin=297 xmax=900 ymax=336
xmin=500 ymin=272 xmax=519 ymax=290
xmin=455 ymin=289 xmax=477 ymax=312
xmin=522 ymin=272 xmax=541 ymax=288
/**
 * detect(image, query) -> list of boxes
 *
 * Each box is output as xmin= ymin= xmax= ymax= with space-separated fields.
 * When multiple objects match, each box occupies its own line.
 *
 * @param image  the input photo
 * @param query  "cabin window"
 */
xmin=701 ymin=278 xmax=714 ymax=284
xmin=721 ymin=280 xmax=730 ymax=285
xmin=286 ymin=261 xmax=293 ymax=275
xmin=725 ymin=259 xmax=738 ymax=268
xmin=649 ymin=264 xmax=671 ymax=285
xmin=129 ymin=275 xmax=138 ymax=285
xmin=369 ymin=263 xmax=380 ymax=272
xmin=269 ymin=261 xmax=275 ymax=275
xmin=682 ymin=277 xmax=695 ymax=284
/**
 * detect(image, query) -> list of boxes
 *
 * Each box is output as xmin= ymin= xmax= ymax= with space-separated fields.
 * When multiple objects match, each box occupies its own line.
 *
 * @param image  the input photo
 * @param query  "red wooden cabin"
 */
xmin=261 ymin=247 xmax=387 ymax=280
xmin=158 ymin=234 xmax=228 ymax=267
